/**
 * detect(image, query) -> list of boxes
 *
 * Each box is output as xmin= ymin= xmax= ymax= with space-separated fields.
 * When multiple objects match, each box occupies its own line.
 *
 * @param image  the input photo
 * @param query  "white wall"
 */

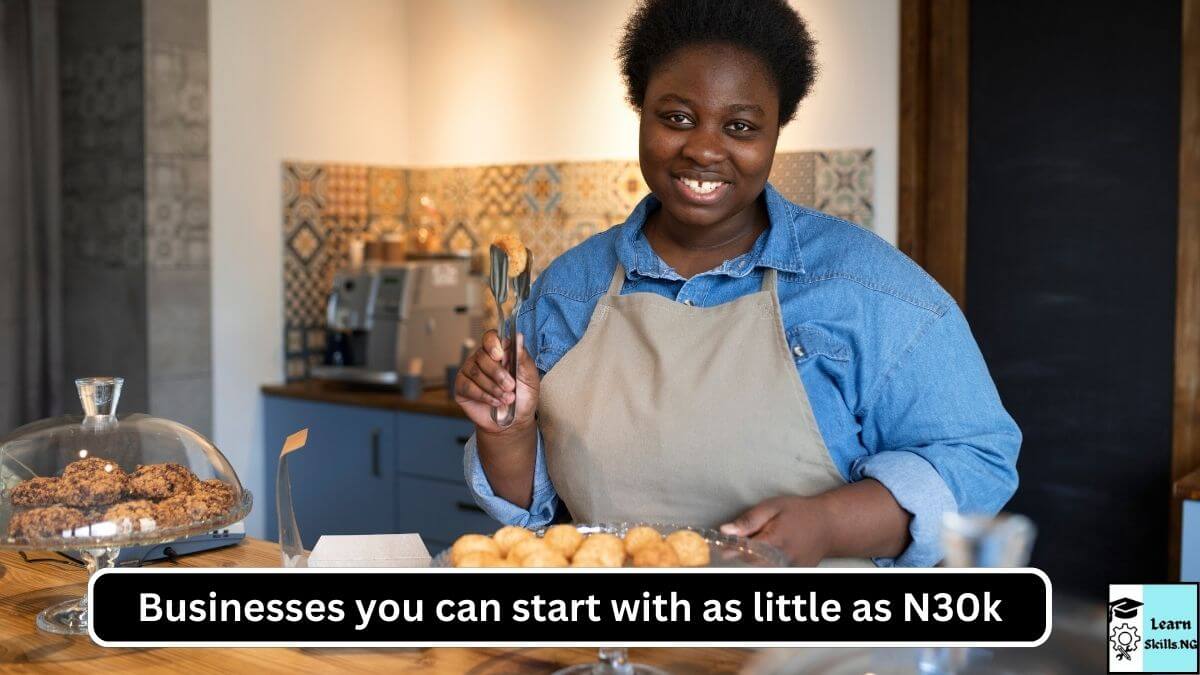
xmin=210 ymin=0 xmax=897 ymax=538
xmin=406 ymin=0 xmax=899 ymax=242
xmin=210 ymin=0 xmax=409 ymax=536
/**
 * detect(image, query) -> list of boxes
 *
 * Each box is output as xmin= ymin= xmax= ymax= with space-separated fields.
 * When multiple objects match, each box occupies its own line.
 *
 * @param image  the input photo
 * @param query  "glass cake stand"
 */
xmin=0 ymin=376 xmax=253 ymax=634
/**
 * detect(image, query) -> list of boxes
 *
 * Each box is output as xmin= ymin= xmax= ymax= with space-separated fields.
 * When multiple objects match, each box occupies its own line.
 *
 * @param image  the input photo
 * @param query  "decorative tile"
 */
xmin=769 ymin=152 xmax=817 ymax=207
xmin=477 ymin=164 xmax=528 ymax=220
xmin=612 ymin=162 xmax=650 ymax=214
xmin=368 ymin=167 xmax=406 ymax=217
xmin=324 ymin=165 xmax=369 ymax=218
xmin=283 ymin=163 xmax=327 ymax=211
xmin=279 ymin=150 xmax=874 ymax=380
xmin=559 ymin=161 xmax=619 ymax=217
xmin=815 ymin=149 xmax=874 ymax=229
xmin=443 ymin=220 xmax=479 ymax=256
xmin=522 ymin=164 xmax=561 ymax=214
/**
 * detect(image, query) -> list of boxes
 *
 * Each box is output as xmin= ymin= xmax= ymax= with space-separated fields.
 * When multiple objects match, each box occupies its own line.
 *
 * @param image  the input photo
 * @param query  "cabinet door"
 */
xmin=394 ymin=411 xmax=476 ymax=483
xmin=394 ymin=474 xmax=498 ymax=554
xmin=263 ymin=397 xmax=396 ymax=549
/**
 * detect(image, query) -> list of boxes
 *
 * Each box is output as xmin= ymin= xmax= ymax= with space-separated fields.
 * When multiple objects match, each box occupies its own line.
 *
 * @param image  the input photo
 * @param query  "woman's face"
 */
xmin=639 ymin=42 xmax=781 ymax=232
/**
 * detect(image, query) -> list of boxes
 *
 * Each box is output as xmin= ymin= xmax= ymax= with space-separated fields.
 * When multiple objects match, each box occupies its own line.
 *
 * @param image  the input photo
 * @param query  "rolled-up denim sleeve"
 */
xmin=462 ymin=428 xmax=559 ymax=527
xmin=857 ymin=304 xmax=1021 ymax=567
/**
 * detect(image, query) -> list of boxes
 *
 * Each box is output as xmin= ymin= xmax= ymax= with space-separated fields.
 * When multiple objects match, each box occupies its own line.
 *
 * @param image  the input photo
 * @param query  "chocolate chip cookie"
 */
xmin=101 ymin=499 xmax=158 ymax=532
xmin=129 ymin=463 xmax=198 ymax=500
xmin=8 ymin=477 xmax=61 ymax=507
xmin=57 ymin=468 xmax=129 ymax=507
xmin=9 ymin=505 xmax=87 ymax=540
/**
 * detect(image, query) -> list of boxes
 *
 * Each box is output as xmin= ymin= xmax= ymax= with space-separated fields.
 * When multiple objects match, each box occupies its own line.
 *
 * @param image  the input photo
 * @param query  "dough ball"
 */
xmin=508 ymin=538 xmax=553 ymax=564
xmin=493 ymin=525 xmax=536 ymax=556
xmin=455 ymin=551 xmax=505 ymax=568
xmin=450 ymin=534 xmax=500 ymax=566
xmin=632 ymin=542 xmax=681 ymax=568
xmin=493 ymin=234 xmax=527 ymax=277
xmin=580 ymin=533 xmax=624 ymax=555
xmin=542 ymin=524 xmax=584 ymax=558
xmin=571 ymin=544 xmax=625 ymax=568
xmin=623 ymin=526 xmax=663 ymax=555
xmin=665 ymin=530 xmax=710 ymax=567
xmin=520 ymin=549 xmax=569 ymax=567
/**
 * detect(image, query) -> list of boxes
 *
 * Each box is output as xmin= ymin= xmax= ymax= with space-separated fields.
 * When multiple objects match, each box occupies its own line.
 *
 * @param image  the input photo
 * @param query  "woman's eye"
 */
xmin=727 ymin=121 xmax=754 ymax=133
xmin=665 ymin=113 xmax=692 ymax=126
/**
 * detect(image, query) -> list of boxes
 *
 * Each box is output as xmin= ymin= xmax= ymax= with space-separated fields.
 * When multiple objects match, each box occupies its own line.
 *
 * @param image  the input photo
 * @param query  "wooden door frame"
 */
xmin=1170 ymin=0 xmax=1200 ymax=581
xmin=899 ymin=0 xmax=1200 ymax=579
xmin=899 ymin=0 xmax=969 ymax=308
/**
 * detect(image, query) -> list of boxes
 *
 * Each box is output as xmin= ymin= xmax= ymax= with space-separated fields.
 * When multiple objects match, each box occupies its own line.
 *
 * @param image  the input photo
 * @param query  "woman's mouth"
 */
xmin=672 ymin=176 xmax=731 ymax=205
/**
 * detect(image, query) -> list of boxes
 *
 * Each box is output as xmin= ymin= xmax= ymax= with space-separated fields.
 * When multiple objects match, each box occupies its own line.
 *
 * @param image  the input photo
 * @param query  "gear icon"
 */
xmin=1110 ymin=622 xmax=1141 ymax=661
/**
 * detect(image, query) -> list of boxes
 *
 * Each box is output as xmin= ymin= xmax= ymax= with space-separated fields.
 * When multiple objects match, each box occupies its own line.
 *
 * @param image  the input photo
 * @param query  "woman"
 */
xmin=455 ymin=0 xmax=1019 ymax=566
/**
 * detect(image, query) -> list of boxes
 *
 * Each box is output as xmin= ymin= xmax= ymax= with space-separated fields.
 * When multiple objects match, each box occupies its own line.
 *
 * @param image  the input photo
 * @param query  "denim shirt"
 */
xmin=463 ymin=182 xmax=1021 ymax=566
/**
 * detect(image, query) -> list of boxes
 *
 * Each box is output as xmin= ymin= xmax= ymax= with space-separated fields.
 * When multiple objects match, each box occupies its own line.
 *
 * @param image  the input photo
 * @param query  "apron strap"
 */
xmin=608 ymin=264 xmax=627 ymax=297
xmin=760 ymin=267 xmax=778 ymax=293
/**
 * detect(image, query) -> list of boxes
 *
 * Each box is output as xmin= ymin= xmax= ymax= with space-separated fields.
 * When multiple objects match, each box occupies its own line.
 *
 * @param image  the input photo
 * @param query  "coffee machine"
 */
xmin=311 ymin=258 xmax=485 ymax=387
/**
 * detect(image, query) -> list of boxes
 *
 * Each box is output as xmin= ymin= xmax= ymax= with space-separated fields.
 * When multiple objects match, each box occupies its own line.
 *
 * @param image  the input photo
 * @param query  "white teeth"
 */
xmin=680 ymin=177 xmax=725 ymax=194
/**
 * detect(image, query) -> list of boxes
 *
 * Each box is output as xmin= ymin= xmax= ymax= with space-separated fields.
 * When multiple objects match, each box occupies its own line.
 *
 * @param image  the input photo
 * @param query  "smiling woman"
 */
xmin=455 ymin=0 xmax=1020 ymax=572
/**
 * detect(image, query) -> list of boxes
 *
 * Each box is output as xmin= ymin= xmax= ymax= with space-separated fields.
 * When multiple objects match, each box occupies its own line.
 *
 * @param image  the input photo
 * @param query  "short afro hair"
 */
xmin=617 ymin=0 xmax=818 ymax=126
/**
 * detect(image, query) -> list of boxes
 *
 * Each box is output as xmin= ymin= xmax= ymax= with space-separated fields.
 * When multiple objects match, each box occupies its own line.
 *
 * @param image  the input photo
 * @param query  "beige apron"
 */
xmin=540 ymin=263 xmax=874 ymax=567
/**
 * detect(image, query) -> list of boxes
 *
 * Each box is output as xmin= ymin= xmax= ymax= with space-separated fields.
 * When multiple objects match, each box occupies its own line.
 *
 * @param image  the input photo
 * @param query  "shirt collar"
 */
xmin=615 ymin=182 xmax=806 ymax=281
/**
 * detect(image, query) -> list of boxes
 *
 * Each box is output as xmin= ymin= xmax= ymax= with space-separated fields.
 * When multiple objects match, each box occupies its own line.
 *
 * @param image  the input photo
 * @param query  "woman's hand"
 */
xmin=719 ymin=496 xmax=834 ymax=566
xmin=454 ymin=330 xmax=540 ymax=434
xmin=721 ymin=481 xmax=912 ymax=565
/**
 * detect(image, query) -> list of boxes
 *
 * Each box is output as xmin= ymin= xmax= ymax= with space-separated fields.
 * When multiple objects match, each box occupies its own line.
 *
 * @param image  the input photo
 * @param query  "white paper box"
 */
xmin=308 ymin=534 xmax=431 ymax=568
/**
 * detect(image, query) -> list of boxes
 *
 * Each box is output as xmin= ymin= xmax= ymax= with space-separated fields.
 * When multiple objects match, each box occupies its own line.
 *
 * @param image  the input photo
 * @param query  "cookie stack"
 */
xmin=450 ymin=525 xmax=711 ymax=568
xmin=6 ymin=457 xmax=237 ymax=541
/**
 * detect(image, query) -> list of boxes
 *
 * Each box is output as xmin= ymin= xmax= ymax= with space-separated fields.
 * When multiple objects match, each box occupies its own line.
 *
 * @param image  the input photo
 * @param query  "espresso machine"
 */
xmin=311 ymin=258 xmax=485 ymax=388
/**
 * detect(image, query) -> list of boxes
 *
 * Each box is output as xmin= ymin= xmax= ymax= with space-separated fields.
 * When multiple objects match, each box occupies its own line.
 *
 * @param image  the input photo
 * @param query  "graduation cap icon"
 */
xmin=1109 ymin=597 xmax=1144 ymax=622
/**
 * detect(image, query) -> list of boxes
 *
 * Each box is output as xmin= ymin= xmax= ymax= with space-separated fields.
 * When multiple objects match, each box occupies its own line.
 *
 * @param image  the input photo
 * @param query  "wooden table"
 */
xmin=0 ymin=538 xmax=751 ymax=673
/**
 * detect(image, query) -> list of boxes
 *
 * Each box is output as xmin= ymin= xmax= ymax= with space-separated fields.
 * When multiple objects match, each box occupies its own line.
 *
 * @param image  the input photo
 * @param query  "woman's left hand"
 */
xmin=720 ymin=496 xmax=834 ymax=566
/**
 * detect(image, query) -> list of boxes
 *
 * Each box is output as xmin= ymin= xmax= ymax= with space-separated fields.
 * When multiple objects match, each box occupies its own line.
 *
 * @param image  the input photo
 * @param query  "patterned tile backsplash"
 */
xmin=283 ymin=149 xmax=874 ymax=379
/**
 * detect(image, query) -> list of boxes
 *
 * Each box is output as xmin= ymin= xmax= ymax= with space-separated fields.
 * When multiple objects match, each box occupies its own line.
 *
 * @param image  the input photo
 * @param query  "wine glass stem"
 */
xmin=598 ymin=647 xmax=634 ymax=675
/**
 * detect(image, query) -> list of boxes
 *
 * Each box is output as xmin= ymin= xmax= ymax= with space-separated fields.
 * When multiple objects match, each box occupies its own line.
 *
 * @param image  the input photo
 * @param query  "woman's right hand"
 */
xmin=454 ymin=330 xmax=540 ymax=434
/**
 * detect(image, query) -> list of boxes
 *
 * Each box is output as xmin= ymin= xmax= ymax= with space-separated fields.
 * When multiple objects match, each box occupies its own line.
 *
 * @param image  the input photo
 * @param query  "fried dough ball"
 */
xmin=455 ymin=551 xmax=505 ymax=568
xmin=665 ymin=529 xmax=710 ymax=567
xmin=508 ymin=538 xmax=553 ymax=564
xmin=571 ymin=543 xmax=625 ymax=568
xmin=623 ymin=526 xmax=663 ymax=555
xmin=632 ymin=541 xmax=681 ymax=568
xmin=520 ymin=549 xmax=569 ymax=567
xmin=580 ymin=533 xmax=624 ymax=555
xmin=493 ymin=234 xmax=527 ymax=277
xmin=450 ymin=534 xmax=500 ymax=566
xmin=493 ymin=525 xmax=536 ymax=556
xmin=542 ymin=524 xmax=584 ymax=558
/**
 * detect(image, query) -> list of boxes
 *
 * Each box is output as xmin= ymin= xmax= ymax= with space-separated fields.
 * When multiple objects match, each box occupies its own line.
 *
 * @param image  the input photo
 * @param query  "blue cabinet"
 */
xmin=264 ymin=398 xmax=397 ymax=548
xmin=263 ymin=395 xmax=497 ymax=552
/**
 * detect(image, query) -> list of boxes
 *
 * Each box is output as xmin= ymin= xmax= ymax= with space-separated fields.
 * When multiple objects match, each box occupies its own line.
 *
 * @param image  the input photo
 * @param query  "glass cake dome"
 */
xmin=0 ymin=376 xmax=253 ymax=634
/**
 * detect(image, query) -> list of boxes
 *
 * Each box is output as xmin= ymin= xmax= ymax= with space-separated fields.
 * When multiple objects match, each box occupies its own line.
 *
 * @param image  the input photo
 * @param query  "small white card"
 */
xmin=308 ymin=534 xmax=431 ymax=568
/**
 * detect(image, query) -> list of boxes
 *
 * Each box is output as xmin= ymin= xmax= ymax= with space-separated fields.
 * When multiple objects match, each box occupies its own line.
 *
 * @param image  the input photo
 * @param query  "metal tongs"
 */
xmin=488 ymin=244 xmax=532 ymax=427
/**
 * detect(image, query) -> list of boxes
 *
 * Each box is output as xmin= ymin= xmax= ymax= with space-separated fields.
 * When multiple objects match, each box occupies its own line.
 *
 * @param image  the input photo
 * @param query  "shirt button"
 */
xmin=792 ymin=345 xmax=805 ymax=358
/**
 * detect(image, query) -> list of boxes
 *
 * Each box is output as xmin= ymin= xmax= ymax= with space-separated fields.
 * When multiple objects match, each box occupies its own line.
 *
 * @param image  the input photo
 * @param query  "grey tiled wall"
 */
xmin=56 ymin=0 xmax=211 ymax=434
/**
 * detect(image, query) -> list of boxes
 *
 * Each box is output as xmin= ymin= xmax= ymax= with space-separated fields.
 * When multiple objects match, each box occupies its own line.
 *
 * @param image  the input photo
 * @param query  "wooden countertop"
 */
xmin=1175 ymin=466 xmax=1200 ymax=500
xmin=0 ymin=538 xmax=750 ymax=673
xmin=262 ymin=380 xmax=467 ymax=419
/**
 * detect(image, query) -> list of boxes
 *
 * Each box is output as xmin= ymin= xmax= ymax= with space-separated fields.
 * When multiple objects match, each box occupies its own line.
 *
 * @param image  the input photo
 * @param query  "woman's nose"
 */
xmin=679 ymin=126 xmax=727 ymax=166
